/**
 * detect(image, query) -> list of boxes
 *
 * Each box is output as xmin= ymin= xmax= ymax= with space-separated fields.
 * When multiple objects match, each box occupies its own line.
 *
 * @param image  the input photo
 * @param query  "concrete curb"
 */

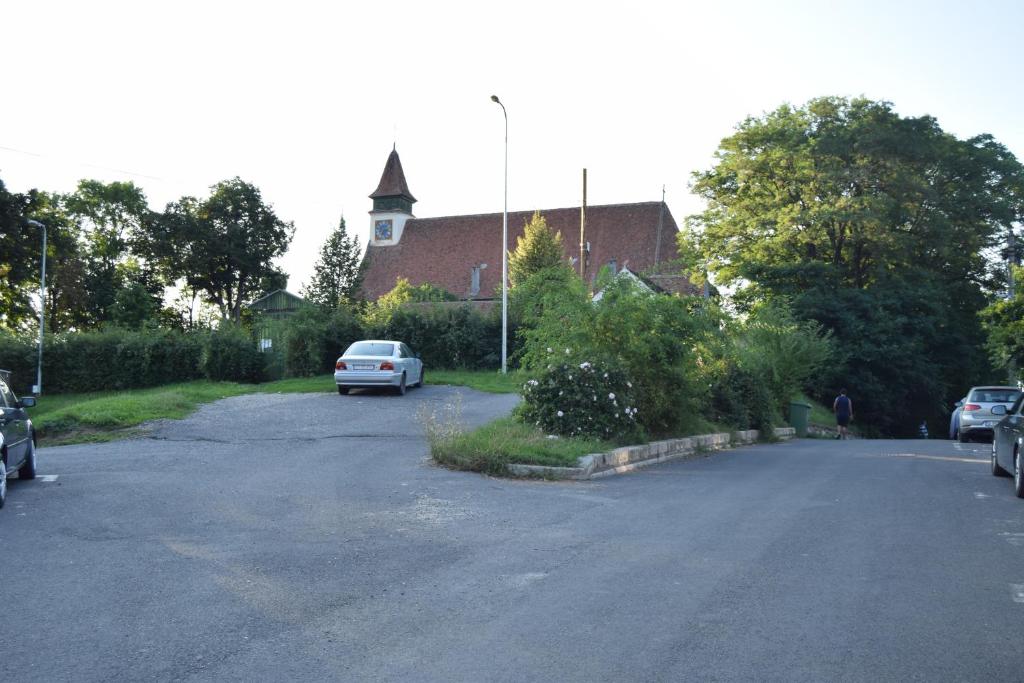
xmin=507 ymin=427 xmax=796 ymax=480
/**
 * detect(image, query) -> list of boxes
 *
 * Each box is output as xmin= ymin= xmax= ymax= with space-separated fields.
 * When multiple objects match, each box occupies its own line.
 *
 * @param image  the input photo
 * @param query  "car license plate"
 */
xmin=353 ymin=364 xmax=375 ymax=370
xmin=984 ymin=421 xmax=997 ymax=427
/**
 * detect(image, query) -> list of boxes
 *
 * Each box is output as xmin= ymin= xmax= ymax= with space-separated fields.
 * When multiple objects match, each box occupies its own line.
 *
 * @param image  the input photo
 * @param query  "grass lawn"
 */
xmin=26 ymin=369 xmax=520 ymax=445
xmin=428 ymin=416 xmax=613 ymax=475
xmin=426 ymin=369 xmax=524 ymax=394
xmin=797 ymin=393 xmax=837 ymax=427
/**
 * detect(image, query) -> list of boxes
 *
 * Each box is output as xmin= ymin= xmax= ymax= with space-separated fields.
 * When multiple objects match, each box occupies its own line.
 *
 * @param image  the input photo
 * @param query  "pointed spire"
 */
xmin=370 ymin=148 xmax=416 ymax=203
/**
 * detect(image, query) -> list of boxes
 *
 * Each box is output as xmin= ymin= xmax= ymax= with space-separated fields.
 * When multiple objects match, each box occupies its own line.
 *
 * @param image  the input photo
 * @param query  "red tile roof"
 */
xmin=369 ymin=148 xmax=416 ymax=202
xmin=360 ymin=201 xmax=685 ymax=300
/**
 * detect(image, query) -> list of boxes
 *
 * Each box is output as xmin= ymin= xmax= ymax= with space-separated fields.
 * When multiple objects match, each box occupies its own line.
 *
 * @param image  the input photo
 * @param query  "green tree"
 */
xmin=0 ymin=178 xmax=38 ymax=329
xmin=361 ymin=277 xmax=456 ymax=331
xmin=153 ymin=178 xmax=295 ymax=322
xmin=110 ymin=282 xmax=160 ymax=328
xmin=25 ymin=190 xmax=93 ymax=332
xmin=65 ymin=180 xmax=157 ymax=325
xmin=981 ymin=263 xmax=1024 ymax=376
xmin=301 ymin=216 xmax=364 ymax=308
xmin=688 ymin=97 xmax=1023 ymax=435
xmin=508 ymin=211 xmax=566 ymax=287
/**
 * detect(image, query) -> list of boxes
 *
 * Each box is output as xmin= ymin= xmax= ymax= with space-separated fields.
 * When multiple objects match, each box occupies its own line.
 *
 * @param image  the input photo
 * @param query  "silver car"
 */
xmin=959 ymin=385 xmax=1021 ymax=443
xmin=1 ymin=371 xmax=38 ymax=509
xmin=334 ymin=340 xmax=424 ymax=396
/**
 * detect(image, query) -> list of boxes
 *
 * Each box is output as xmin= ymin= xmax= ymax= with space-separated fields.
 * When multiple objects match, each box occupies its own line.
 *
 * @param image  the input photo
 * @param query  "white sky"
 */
xmin=2 ymin=0 xmax=1022 ymax=292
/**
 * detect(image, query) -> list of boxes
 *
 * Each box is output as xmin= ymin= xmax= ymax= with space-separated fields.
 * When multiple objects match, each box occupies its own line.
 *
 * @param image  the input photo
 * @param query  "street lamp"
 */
xmin=26 ymin=219 xmax=46 ymax=395
xmin=491 ymin=94 xmax=508 ymax=374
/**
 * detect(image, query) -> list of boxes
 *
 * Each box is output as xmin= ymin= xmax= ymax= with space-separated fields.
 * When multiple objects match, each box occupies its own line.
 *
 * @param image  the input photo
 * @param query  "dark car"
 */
xmin=990 ymin=394 xmax=1024 ymax=497
xmin=0 ymin=371 xmax=37 ymax=509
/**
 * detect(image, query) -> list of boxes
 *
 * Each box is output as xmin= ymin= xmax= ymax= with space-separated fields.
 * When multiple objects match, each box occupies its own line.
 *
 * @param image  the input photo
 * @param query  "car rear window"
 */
xmin=968 ymin=388 xmax=1021 ymax=403
xmin=345 ymin=342 xmax=395 ymax=357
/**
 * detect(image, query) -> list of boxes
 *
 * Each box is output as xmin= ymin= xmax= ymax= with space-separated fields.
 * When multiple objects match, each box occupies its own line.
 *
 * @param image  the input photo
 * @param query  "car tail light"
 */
xmin=964 ymin=403 xmax=981 ymax=412
xmin=335 ymin=360 xmax=347 ymax=370
xmin=380 ymin=361 xmax=395 ymax=371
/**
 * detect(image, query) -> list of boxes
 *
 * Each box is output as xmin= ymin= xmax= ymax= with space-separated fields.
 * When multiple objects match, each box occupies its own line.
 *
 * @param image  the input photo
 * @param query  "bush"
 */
xmin=708 ymin=364 xmax=778 ymax=432
xmin=201 ymin=323 xmax=264 ymax=382
xmin=518 ymin=353 xmax=640 ymax=440
xmin=521 ymin=276 xmax=711 ymax=436
xmin=0 ymin=331 xmax=37 ymax=394
xmin=733 ymin=301 xmax=834 ymax=417
xmin=366 ymin=303 xmax=500 ymax=370
xmin=280 ymin=306 xmax=365 ymax=377
xmin=1 ymin=327 xmax=205 ymax=394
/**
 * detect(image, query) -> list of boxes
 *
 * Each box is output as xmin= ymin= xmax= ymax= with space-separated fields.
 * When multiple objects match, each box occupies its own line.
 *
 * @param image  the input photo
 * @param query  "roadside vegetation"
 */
xmin=426 ymin=416 xmax=614 ymax=475
xmin=3 ymin=95 xmax=1022 ymax=458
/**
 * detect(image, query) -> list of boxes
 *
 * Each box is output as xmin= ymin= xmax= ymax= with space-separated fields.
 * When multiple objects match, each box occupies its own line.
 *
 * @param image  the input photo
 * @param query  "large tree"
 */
xmin=688 ymin=97 xmax=1024 ymax=435
xmin=0 ymin=177 xmax=39 ymax=329
xmin=65 ymin=180 xmax=157 ymax=325
xmin=509 ymin=211 xmax=566 ymax=287
xmin=301 ymin=216 xmax=364 ymax=308
xmin=154 ymin=178 xmax=294 ymax=321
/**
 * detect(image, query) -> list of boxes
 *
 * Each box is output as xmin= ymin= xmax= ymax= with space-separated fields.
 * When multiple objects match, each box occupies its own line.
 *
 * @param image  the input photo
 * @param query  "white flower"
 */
xmin=557 ymin=410 xmax=564 ymax=417
xmin=547 ymin=347 xmax=553 ymax=353
xmin=568 ymin=375 xmax=572 ymax=380
xmin=579 ymin=362 xmax=591 ymax=370
xmin=608 ymin=393 xmax=616 ymax=400
xmin=565 ymin=348 xmax=571 ymax=355
xmin=546 ymin=434 xmax=559 ymax=440
xmin=559 ymin=390 xmax=563 ymax=396
xmin=603 ymin=373 xmax=609 ymax=378
xmin=627 ymin=381 xmax=632 ymax=388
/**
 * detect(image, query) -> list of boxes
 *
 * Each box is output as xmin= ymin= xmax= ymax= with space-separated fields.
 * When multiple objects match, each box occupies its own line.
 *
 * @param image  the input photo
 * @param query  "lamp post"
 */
xmin=26 ymin=219 xmax=46 ymax=395
xmin=490 ymin=95 xmax=508 ymax=374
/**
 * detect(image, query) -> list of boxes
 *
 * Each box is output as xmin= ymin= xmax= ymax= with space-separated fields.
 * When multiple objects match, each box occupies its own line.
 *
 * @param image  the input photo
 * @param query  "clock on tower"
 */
xmin=375 ymin=219 xmax=393 ymax=241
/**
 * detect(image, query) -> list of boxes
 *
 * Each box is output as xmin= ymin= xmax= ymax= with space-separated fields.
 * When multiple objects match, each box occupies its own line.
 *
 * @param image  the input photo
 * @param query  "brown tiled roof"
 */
xmin=644 ymin=274 xmax=702 ymax=297
xmin=360 ymin=201 xmax=687 ymax=300
xmin=369 ymin=148 xmax=416 ymax=202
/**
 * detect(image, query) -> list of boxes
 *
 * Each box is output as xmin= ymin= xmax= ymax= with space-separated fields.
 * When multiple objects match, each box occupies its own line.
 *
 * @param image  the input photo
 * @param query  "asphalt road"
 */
xmin=4 ymin=387 xmax=1024 ymax=682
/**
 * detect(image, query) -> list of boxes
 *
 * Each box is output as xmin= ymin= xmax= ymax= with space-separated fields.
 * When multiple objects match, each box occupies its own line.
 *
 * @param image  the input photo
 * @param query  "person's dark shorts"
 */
xmin=836 ymin=414 xmax=850 ymax=427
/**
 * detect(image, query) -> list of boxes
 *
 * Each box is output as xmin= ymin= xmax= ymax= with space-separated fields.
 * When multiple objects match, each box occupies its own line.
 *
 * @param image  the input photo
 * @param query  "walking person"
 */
xmin=833 ymin=388 xmax=853 ymax=439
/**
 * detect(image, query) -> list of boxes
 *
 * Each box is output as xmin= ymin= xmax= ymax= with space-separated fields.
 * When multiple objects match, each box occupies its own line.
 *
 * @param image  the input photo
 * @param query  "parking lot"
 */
xmin=4 ymin=388 xmax=1024 ymax=681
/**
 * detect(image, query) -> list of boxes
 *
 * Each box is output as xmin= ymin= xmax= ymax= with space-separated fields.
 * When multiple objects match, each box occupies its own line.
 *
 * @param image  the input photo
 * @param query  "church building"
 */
xmin=359 ymin=147 xmax=694 ymax=301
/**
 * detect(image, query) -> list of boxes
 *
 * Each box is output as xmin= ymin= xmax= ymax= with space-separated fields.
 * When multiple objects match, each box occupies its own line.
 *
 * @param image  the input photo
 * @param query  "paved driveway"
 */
xmin=4 ymin=390 xmax=1024 ymax=681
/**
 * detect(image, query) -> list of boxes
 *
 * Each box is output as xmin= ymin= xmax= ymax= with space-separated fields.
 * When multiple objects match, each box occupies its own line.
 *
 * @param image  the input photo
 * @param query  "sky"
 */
xmin=2 ymin=0 xmax=1022 ymax=293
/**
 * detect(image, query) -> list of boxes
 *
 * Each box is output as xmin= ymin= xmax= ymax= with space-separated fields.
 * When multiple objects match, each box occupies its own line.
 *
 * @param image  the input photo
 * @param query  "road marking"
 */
xmin=885 ymin=453 xmax=986 ymax=464
xmin=1011 ymin=584 xmax=1024 ymax=603
xmin=1001 ymin=533 xmax=1024 ymax=547
xmin=975 ymin=492 xmax=992 ymax=499
xmin=38 ymin=474 xmax=58 ymax=482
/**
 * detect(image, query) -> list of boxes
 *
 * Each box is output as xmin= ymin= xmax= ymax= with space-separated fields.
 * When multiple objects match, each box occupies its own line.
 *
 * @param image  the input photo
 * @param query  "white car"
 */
xmin=959 ymin=385 xmax=1022 ymax=443
xmin=334 ymin=340 xmax=424 ymax=396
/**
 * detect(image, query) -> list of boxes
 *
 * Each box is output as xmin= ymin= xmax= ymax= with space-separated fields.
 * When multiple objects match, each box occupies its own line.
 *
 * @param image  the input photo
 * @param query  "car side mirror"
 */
xmin=992 ymin=404 xmax=1008 ymax=416
xmin=955 ymin=400 xmax=964 ymax=408
xmin=18 ymin=396 xmax=36 ymax=408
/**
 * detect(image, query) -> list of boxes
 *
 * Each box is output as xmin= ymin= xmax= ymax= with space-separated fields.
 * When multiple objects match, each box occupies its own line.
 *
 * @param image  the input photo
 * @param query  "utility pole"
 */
xmin=1008 ymin=227 xmax=1018 ymax=385
xmin=27 ymin=220 xmax=46 ymax=395
xmin=654 ymin=184 xmax=665 ymax=269
xmin=579 ymin=168 xmax=587 ymax=279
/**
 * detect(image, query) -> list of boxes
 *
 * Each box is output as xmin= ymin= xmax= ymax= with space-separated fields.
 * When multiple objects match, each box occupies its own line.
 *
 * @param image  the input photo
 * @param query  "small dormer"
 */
xmin=369 ymin=147 xmax=416 ymax=246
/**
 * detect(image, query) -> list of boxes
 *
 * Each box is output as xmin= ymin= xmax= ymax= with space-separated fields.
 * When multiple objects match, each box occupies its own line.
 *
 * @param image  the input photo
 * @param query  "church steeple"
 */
xmin=369 ymin=147 xmax=416 ymax=215
xmin=368 ymin=147 xmax=416 ymax=246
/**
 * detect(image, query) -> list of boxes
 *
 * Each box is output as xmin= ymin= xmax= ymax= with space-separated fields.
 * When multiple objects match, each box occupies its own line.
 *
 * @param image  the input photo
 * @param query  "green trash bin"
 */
xmin=789 ymin=402 xmax=812 ymax=437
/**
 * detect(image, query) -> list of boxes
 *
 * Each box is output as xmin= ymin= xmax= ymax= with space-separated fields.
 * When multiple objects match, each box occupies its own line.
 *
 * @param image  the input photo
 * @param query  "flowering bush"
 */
xmin=518 ymin=351 xmax=640 ymax=440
